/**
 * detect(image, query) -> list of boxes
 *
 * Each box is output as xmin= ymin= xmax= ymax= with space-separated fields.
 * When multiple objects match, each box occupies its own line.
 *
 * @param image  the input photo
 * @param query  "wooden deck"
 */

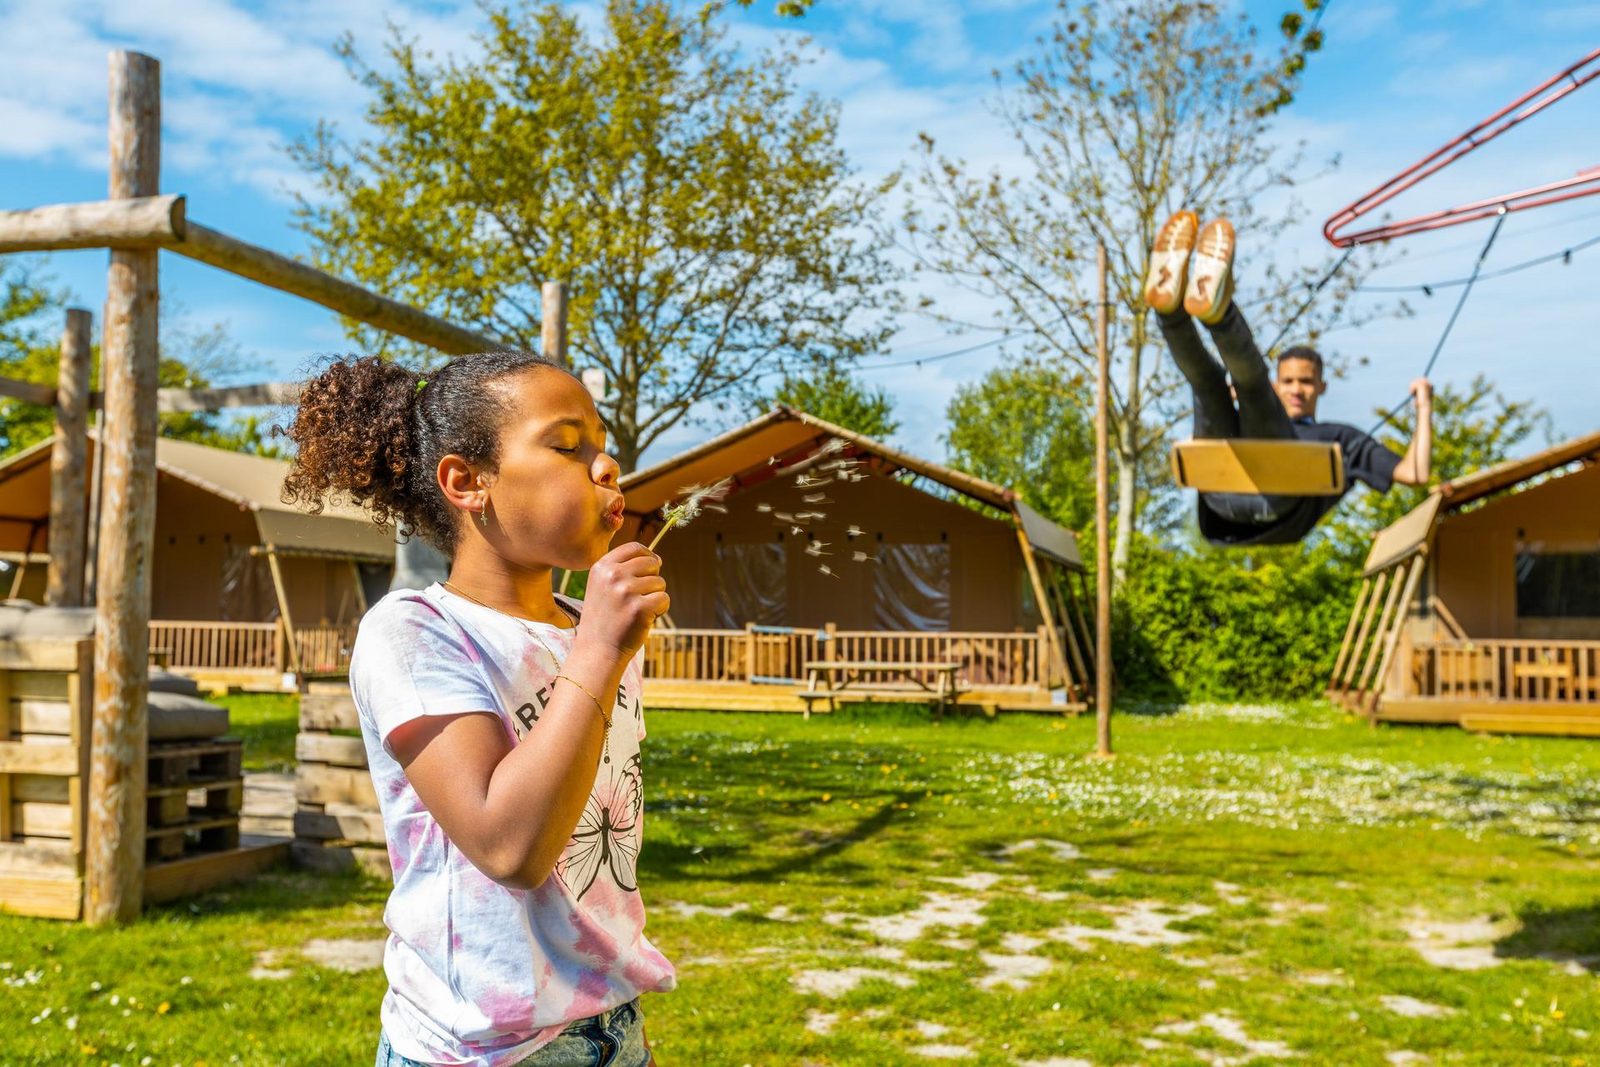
xmin=642 ymin=679 xmax=1082 ymax=716
xmin=1376 ymin=697 xmax=1600 ymax=738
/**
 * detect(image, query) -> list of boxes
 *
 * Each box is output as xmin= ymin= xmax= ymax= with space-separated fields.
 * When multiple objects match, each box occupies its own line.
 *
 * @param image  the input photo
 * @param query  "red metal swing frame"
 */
xmin=1324 ymin=48 xmax=1600 ymax=247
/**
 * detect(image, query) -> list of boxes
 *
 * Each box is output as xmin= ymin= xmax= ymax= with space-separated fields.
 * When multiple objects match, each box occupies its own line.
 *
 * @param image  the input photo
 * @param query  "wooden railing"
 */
xmin=1407 ymin=639 xmax=1600 ymax=703
xmin=295 ymin=624 xmax=359 ymax=674
xmin=148 ymin=620 xmax=280 ymax=670
xmin=642 ymin=625 xmax=1054 ymax=689
xmin=147 ymin=620 xmax=358 ymax=676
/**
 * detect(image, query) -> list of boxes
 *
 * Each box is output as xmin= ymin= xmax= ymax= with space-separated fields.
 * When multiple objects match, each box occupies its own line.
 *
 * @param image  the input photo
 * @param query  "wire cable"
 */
xmin=1354 ymin=231 xmax=1600 ymax=293
xmin=1367 ymin=210 xmax=1507 ymax=436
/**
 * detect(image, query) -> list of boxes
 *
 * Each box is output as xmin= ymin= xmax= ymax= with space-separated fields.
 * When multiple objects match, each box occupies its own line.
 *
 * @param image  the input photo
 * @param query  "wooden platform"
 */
xmin=1375 ymin=698 xmax=1600 ymax=738
xmin=642 ymin=680 xmax=1080 ymax=716
xmin=145 ymin=835 xmax=290 ymax=905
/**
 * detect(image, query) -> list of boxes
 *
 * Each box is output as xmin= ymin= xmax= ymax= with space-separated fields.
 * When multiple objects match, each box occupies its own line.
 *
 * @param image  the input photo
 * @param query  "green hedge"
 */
xmin=1110 ymin=538 xmax=1363 ymax=702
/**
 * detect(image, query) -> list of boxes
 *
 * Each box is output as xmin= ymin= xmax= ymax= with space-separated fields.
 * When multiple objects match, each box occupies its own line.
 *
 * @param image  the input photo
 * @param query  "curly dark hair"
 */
xmin=1276 ymin=345 xmax=1324 ymax=378
xmin=278 ymin=351 xmax=568 ymax=553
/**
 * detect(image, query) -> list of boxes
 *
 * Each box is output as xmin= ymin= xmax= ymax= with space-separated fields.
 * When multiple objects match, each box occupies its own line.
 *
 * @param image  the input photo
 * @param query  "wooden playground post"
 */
xmin=1093 ymin=243 xmax=1113 ymax=758
xmin=541 ymin=281 xmax=569 ymax=366
xmin=87 ymin=50 xmax=161 ymax=925
xmin=46 ymin=308 xmax=92 ymax=608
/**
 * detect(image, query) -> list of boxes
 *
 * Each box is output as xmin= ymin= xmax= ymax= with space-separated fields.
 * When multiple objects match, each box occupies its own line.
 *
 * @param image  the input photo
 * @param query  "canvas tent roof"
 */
xmin=621 ymin=405 xmax=1082 ymax=569
xmin=1361 ymin=428 xmax=1600 ymax=577
xmin=0 ymin=433 xmax=393 ymax=561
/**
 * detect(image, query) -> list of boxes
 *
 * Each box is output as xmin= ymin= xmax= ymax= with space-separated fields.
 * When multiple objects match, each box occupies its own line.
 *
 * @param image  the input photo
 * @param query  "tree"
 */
xmin=293 ymin=0 xmax=897 ymax=472
xmin=944 ymin=362 xmax=1096 ymax=534
xmin=0 ymin=265 xmax=278 ymax=458
xmin=768 ymin=364 xmax=898 ymax=438
xmin=900 ymin=0 xmax=1395 ymax=577
xmin=1320 ymin=375 xmax=1554 ymax=555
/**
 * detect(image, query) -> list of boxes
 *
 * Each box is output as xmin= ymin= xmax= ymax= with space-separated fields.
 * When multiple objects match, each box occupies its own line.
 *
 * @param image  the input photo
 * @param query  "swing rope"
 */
xmin=1263 ymin=246 xmax=1355 ymax=355
xmin=1367 ymin=209 xmax=1507 ymax=435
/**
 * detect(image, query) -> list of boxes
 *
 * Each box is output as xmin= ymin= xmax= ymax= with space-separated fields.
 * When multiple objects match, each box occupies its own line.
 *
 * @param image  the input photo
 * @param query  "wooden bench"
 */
xmin=801 ymin=660 xmax=963 ymax=719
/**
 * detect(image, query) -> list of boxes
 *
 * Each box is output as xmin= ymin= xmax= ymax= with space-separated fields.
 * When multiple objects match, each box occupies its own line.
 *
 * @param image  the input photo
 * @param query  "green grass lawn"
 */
xmin=4 ymin=700 xmax=1600 ymax=1065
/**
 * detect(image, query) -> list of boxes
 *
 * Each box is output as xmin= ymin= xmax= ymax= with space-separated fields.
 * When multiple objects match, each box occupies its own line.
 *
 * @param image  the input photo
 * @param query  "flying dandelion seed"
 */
xmin=805 ymin=541 xmax=831 ymax=557
xmin=774 ymin=511 xmax=798 ymax=524
xmin=794 ymin=474 xmax=833 ymax=488
xmin=790 ymin=525 xmax=804 ymax=536
xmin=756 ymin=503 xmax=773 ymax=513
xmin=648 ymin=477 xmax=734 ymax=551
xmin=817 ymin=564 xmax=839 ymax=578
xmin=852 ymin=551 xmax=877 ymax=563
xmin=703 ymin=503 xmax=728 ymax=513
xmin=846 ymin=525 xmax=864 ymax=538
xmin=795 ymin=511 xmax=828 ymax=521
xmin=802 ymin=492 xmax=831 ymax=504
xmin=815 ymin=438 xmax=848 ymax=458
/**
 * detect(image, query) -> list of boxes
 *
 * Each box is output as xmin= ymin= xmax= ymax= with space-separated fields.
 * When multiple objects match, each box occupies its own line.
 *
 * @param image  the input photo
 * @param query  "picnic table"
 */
xmin=801 ymin=659 xmax=964 ymax=719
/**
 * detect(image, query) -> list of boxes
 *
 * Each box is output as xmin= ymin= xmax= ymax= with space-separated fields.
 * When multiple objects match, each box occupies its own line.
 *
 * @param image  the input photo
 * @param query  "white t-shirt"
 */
xmin=348 ymin=584 xmax=676 ymax=1067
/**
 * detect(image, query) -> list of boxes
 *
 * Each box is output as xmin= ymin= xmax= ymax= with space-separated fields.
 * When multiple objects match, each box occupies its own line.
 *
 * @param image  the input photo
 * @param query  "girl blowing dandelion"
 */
xmin=281 ymin=352 xmax=673 ymax=1066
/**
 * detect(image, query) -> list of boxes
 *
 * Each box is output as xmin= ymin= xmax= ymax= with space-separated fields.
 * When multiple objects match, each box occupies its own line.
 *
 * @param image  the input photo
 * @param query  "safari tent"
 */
xmin=1329 ymin=429 xmax=1600 ymax=735
xmin=0 ymin=433 xmax=394 ymax=686
xmin=617 ymin=406 xmax=1094 ymax=712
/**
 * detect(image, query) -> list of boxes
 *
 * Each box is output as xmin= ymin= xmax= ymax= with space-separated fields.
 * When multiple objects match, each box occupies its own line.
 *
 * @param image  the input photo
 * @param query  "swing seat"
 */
xmin=1170 ymin=439 xmax=1345 ymax=496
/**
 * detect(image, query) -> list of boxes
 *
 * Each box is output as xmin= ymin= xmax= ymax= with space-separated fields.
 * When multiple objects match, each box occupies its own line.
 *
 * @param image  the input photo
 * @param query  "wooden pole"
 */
xmin=0 ymin=195 xmax=184 ymax=253
xmin=1093 ymin=243 xmax=1112 ymax=758
xmin=541 ymin=281 xmax=569 ymax=366
xmin=1367 ymin=554 xmax=1428 ymax=714
xmin=1016 ymin=528 xmax=1069 ymax=690
xmin=1044 ymin=566 xmax=1090 ymax=698
xmin=87 ymin=50 xmax=160 ymax=925
xmin=46 ymin=308 xmax=92 ymax=607
xmin=1340 ymin=569 xmax=1390 ymax=692
xmin=1357 ymin=565 xmax=1409 ymax=697
xmin=264 ymin=547 xmax=302 ymax=675
xmin=1327 ymin=577 xmax=1372 ymax=694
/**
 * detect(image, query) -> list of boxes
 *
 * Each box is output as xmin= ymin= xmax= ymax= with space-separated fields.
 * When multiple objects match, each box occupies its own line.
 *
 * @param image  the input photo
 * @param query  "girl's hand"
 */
xmin=577 ymin=542 xmax=669 ymax=659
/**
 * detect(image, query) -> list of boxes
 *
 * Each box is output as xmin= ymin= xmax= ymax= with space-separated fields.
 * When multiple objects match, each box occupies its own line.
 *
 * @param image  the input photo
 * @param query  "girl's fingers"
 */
xmin=643 ymin=592 xmax=671 ymax=618
xmin=629 ymin=576 xmax=668 ymax=597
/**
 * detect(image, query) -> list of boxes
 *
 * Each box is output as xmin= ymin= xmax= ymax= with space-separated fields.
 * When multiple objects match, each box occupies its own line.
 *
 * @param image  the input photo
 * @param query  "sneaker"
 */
xmin=1185 ymin=218 xmax=1235 ymax=325
xmin=1143 ymin=210 xmax=1198 ymax=315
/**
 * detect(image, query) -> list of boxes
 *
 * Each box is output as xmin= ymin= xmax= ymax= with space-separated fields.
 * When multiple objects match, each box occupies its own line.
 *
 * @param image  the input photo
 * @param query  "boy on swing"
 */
xmin=1146 ymin=211 xmax=1433 ymax=546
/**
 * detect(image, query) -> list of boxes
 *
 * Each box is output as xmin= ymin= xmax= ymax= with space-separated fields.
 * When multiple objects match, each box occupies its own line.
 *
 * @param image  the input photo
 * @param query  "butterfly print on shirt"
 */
xmin=556 ymin=752 xmax=643 ymax=899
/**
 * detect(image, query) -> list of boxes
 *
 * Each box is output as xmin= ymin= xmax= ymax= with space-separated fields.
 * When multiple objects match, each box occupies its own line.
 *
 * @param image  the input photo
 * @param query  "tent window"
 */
xmin=874 ymin=544 xmax=951 ymax=631
xmin=715 ymin=543 xmax=786 ymax=628
xmin=1515 ymin=548 xmax=1600 ymax=618
xmin=220 ymin=545 xmax=278 ymax=622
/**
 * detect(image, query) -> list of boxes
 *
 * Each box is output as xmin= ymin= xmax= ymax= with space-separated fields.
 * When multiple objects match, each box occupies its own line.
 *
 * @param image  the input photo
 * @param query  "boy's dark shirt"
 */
xmin=1198 ymin=418 xmax=1402 ymax=546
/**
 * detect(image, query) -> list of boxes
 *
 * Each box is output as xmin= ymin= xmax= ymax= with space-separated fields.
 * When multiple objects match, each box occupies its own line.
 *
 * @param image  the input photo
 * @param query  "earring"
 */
xmin=479 ymin=496 xmax=490 ymax=528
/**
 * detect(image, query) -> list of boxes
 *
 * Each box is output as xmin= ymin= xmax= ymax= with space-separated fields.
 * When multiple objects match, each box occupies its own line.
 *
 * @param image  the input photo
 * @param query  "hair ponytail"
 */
xmin=279 ymin=350 xmax=565 ymax=552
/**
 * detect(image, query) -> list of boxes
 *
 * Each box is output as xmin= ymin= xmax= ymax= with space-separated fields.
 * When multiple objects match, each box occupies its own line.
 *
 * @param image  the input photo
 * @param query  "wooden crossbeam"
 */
xmin=0 ymin=374 xmax=303 ymax=413
xmin=167 ymin=222 xmax=499 ymax=356
xmin=0 ymin=195 xmax=184 ymax=253
xmin=0 ymin=202 xmax=502 ymax=358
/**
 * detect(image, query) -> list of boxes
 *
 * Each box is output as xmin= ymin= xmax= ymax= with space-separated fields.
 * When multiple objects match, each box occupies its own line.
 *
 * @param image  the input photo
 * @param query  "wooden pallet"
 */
xmin=295 ymin=680 xmax=387 ymax=877
xmin=143 ymin=739 xmax=244 ymax=862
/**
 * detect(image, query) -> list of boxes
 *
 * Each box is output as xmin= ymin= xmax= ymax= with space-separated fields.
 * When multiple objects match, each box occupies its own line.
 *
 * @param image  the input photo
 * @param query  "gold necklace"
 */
xmin=439 ymin=580 xmax=568 ymax=666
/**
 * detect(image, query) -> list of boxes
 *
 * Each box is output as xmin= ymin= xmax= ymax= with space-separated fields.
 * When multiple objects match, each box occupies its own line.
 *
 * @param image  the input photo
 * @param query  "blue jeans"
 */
xmin=376 ymin=999 xmax=652 ymax=1067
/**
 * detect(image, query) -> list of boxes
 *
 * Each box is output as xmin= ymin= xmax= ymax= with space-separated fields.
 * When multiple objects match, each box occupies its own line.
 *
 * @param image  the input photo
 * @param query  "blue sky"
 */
xmin=2 ymin=0 xmax=1597 ymax=467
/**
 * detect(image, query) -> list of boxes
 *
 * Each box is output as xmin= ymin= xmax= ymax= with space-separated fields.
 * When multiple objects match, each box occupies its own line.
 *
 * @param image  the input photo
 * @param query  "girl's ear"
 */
xmin=437 ymin=454 xmax=487 ymax=519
